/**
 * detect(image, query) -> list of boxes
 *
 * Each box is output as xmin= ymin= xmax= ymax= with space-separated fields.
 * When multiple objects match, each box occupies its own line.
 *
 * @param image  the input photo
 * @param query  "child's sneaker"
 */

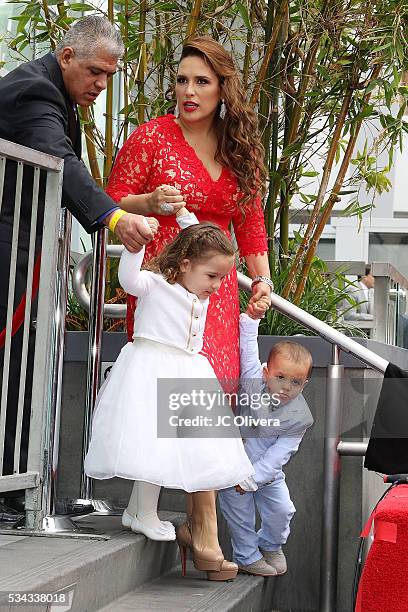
xmin=238 ymin=558 xmax=277 ymax=576
xmin=260 ymin=549 xmax=287 ymax=575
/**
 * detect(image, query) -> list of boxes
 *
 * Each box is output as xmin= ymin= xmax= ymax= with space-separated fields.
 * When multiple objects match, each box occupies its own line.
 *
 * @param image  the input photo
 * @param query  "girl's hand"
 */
xmin=143 ymin=216 xmax=159 ymax=237
xmin=148 ymin=184 xmax=186 ymax=216
xmin=175 ymin=206 xmax=189 ymax=218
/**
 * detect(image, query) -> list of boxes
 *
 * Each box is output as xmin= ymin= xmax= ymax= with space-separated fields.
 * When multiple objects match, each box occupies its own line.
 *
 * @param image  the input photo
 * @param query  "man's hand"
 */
xmin=148 ymin=184 xmax=186 ymax=215
xmin=112 ymin=213 xmax=158 ymax=252
xmin=234 ymin=484 xmax=247 ymax=495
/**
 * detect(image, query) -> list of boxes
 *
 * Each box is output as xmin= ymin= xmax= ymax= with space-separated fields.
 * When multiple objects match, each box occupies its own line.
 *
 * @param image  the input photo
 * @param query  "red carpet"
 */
xmin=356 ymin=484 xmax=408 ymax=611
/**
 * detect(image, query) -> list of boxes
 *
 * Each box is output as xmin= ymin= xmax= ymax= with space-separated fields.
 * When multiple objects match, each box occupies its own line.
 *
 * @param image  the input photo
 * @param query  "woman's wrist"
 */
xmin=146 ymin=191 xmax=155 ymax=213
xmin=120 ymin=194 xmax=151 ymax=215
xmin=251 ymin=275 xmax=274 ymax=292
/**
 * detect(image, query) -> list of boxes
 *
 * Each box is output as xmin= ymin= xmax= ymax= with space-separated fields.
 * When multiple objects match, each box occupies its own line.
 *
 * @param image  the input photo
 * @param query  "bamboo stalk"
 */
xmin=164 ymin=12 xmax=174 ymax=81
xmin=155 ymin=10 xmax=164 ymax=102
xmin=41 ymin=0 xmax=54 ymax=48
xmin=292 ymin=65 xmax=383 ymax=302
xmin=279 ymin=90 xmax=294 ymax=264
xmin=292 ymin=129 xmax=361 ymax=303
xmin=186 ymin=0 xmax=203 ymax=39
xmin=242 ymin=3 xmax=255 ymax=89
xmin=265 ymin=8 xmax=287 ymax=271
xmin=104 ymin=0 xmax=114 ymax=183
xmin=80 ymin=107 xmax=103 ymax=188
xmin=277 ymin=4 xmax=292 ymax=266
xmin=250 ymin=0 xmax=288 ymax=108
xmin=56 ymin=2 xmax=66 ymax=18
xmin=259 ymin=0 xmax=276 ymax=159
xmin=123 ymin=0 xmax=129 ymax=142
xmin=281 ymin=89 xmax=353 ymax=297
xmin=137 ymin=0 xmax=148 ymax=125
xmin=269 ymin=0 xmax=332 ymax=210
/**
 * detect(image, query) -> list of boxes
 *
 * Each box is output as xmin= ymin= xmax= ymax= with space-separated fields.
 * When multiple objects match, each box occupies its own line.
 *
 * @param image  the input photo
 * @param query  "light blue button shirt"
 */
xmin=238 ymin=314 xmax=314 ymax=486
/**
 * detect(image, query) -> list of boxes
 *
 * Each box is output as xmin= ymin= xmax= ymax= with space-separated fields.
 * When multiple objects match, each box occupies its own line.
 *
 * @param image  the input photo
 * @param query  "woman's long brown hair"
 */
xmin=179 ymin=36 xmax=267 ymax=209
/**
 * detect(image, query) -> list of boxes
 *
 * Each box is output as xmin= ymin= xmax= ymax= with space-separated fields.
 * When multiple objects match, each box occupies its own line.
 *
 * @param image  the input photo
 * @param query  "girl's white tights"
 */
xmin=126 ymin=481 xmax=167 ymax=530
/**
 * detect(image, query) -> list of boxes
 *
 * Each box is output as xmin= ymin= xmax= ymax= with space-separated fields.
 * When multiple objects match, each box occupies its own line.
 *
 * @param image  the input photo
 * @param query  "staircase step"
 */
xmin=98 ymin=562 xmax=267 ymax=612
xmin=0 ymin=512 xmax=182 ymax=612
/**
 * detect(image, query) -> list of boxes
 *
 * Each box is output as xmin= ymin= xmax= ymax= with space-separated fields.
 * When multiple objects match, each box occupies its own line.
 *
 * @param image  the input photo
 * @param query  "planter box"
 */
xmin=65 ymin=330 xmax=128 ymax=362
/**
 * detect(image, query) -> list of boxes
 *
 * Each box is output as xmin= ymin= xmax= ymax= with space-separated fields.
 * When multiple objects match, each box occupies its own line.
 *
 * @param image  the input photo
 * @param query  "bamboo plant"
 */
xmin=3 ymin=0 xmax=408 ymax=333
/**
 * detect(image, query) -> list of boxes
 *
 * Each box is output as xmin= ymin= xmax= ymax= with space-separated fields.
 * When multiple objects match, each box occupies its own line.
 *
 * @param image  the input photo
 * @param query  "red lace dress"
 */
xmin=106 ymin=115 xmax=268 ymax=383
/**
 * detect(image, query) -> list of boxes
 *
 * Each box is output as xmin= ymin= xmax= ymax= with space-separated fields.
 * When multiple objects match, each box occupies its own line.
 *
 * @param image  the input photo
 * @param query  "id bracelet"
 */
xmin=108 ymin=209 xmax=127 ymax=233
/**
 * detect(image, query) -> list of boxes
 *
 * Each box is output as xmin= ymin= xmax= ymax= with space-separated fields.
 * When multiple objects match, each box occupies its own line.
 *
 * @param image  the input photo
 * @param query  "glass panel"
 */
xmin=369 ymin=233 xmax=408 ymax=278
xmin=395 ymin=285 xmax=408 ymax=349
xmin=0 ymin=2 xmax=33 ymax=69
xmin=316 ymin=239 xmax=335 ymax=261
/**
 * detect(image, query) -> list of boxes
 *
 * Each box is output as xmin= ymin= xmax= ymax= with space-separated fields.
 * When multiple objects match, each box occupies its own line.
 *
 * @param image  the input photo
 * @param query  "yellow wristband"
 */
xmin=108 ymin=209 xmax=127 ymax=233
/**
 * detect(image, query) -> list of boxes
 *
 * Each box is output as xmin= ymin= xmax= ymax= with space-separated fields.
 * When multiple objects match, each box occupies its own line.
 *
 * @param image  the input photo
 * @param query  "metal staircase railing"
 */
xmin=0 ymin=138 xmax=70 ymax=532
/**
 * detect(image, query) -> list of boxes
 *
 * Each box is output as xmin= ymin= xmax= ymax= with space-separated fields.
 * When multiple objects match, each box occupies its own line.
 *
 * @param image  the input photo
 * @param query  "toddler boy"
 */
xmin=219 ymin=298 xmax=314 ymax=577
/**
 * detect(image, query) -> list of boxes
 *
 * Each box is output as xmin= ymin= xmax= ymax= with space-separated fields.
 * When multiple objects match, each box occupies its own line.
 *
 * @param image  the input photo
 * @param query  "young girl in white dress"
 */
xmin=84 ymin=209 xmax=255 ymax=551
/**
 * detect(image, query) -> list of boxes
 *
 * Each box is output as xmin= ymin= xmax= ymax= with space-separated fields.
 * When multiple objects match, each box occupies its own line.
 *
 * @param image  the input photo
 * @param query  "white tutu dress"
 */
xmin=84 ymin=213 xmax=254 ymax=492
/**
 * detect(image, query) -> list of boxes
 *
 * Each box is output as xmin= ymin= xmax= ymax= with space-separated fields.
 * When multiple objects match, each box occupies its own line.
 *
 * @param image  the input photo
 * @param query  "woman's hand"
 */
xmin=148 ymin=184 xmax=186 ymax=216
xmin=249 ymin=281 xmax=272 ymax=310
xmin=246 ymin=295 xmax=270 ymax=319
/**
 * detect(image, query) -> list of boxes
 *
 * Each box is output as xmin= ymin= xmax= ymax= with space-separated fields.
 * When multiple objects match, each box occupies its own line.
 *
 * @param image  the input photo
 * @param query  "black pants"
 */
xmin=0 ymin=240 xmax=36 ymax=481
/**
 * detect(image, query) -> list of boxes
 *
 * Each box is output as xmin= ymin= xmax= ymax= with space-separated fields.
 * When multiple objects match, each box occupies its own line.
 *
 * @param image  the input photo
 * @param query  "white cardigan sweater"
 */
xmin=118 ymin=213 xmax=208 ymax=355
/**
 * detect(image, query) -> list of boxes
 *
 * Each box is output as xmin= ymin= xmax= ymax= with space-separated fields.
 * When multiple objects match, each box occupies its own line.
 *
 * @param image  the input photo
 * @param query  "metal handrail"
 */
xmin=0 ymin=138 xmax=70 ymax=532
xmin=371 ymin=261 xmax=408 ymax=291
xmin=73 ymin=245 xmax=123 ymax=318
xmin=238 ymin=272 xmax=388 ymax=373
xmin=72 ymin=248 xmax=389 ymax=374
xmin=0 ymin=137 xmax=64 ymax=171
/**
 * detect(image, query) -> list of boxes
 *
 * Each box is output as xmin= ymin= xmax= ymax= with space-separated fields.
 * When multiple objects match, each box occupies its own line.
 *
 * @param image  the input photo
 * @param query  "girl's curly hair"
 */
xmin=179 ymin=36 xmax=267 ymax=209
xmin=145 ymin=222 xmax=235 ymax=283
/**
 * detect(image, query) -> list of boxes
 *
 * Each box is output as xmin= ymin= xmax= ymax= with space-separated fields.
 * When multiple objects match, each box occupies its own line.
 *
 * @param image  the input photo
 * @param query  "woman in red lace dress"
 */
xmin=107 ymin=45 xmax=270 ymax=383
xmin=106 ymin=36 xmax=271 ymax=579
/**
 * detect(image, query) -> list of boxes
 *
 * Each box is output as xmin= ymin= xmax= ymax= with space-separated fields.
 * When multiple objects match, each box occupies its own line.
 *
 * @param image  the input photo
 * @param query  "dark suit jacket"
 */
xmin=0 ymin=52 xmax=115 ymax=247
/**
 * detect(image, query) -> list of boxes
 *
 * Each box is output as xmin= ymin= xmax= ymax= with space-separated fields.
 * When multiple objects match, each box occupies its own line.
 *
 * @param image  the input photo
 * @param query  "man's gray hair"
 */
xmin=56 ymin=15 xmax=124 ymax=59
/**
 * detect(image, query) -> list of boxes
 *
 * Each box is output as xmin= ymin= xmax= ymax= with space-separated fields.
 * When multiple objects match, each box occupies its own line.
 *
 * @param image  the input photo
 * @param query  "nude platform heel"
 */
xmin=176 ymin=522 xmax=238 ymax=581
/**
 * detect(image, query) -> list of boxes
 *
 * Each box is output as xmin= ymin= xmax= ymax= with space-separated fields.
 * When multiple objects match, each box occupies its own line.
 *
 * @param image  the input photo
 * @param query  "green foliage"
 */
xmin=3 ymin=0 xmax=408 ymax=321
xmin=239 ymin=243 xmax=367 ymax=337
xmin=66 ymin=286 xmax=127 ymax=331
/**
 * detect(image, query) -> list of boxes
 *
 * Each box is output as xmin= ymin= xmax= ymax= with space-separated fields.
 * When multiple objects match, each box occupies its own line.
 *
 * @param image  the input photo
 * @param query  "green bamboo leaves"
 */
xmin=4 ymin=0 xmax=408 ymax=332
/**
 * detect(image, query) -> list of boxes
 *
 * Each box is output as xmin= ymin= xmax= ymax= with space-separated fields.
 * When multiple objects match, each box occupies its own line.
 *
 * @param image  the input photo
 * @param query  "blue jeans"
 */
xmin=218 ymin=472 xmax=295 ymax=566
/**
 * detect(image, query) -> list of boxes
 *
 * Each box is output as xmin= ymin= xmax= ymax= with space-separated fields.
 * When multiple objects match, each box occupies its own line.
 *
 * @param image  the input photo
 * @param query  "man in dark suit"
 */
xmin=0 ymin=15 xmax=153 ymax=514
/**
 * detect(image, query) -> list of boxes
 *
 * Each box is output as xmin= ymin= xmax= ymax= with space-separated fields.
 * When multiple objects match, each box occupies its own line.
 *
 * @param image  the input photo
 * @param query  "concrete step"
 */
xmin=0 ymin=512 xmax=181 ymax=612
xmin=98 ymin=562 xmax=271 ymax=612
